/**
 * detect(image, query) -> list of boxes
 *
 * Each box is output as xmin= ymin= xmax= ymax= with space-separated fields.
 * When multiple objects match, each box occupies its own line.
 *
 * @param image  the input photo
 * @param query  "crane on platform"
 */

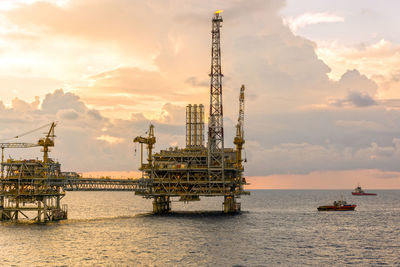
xmin=37 ymin=122 xmax=56 ymax=165
xmin=0 ymin=122 xmax=57 ymax=177
xmin=234 ymin=85 xmax=245 ymax=168
xmin=133 ymin=124 xmax=156 ymax=169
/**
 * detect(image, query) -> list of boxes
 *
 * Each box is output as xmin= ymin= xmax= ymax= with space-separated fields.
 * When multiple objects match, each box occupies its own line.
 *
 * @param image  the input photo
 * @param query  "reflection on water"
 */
xmin=1 ymin=190 xmax=399 ymax=266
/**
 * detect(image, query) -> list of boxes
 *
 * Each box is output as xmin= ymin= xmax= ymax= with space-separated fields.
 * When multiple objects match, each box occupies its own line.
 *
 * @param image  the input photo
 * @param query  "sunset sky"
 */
xmin=0 ymin=0 xmax=400 ymax=189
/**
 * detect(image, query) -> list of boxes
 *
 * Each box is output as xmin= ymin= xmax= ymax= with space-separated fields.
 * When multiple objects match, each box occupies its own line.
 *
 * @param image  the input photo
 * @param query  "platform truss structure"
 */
xmin=0 ymin=159 xmax=68 ymax=223
xmin=135 ymin=146 xmax=248 ymax=213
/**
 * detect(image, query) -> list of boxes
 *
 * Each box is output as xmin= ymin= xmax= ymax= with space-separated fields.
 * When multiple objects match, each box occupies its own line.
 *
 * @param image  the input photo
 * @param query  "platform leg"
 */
xmin=153 ymin=196 xmax=171 ymax=214
xmin=15 ymin=201 xmax=19 ymax=220
xmin=0 ymin=195 xmax=3 ymax=220
xmin=43 ymin=197 xmax=48 ymax=223
xmin=223 ymin=195 xmax=241 ymax=214
xmin=37 ymin=201 xmax=41 ymax=223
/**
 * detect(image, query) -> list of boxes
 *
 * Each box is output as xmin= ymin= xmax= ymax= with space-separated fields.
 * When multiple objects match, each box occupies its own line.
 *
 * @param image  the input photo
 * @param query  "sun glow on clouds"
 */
xmin=96 ymin=135 xmax=124 ymax=144
xmin=316 ymin=39 xmax=400 ymax=99
xmin=0 ymin=0 xmax=69 ymax=10
xmin=284 ymin=12 xmax=344 ymax=32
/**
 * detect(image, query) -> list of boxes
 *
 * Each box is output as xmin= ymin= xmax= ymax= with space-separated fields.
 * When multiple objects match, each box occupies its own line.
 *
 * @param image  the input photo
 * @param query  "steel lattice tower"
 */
xmin=208 ymin=12 xmax=225 ymax=175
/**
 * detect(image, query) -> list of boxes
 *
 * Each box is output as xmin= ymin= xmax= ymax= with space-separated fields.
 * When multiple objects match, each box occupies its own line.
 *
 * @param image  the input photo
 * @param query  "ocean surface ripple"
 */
xmin=1 ymin=190 xmax=399 ymax=266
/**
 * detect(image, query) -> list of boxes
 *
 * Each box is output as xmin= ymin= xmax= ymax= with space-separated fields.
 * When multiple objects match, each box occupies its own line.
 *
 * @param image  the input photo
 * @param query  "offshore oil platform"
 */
xmin=0 ymin=123 xmax=69 ymax=222
xmin=0 ymin=11 xmax=248 ymax=223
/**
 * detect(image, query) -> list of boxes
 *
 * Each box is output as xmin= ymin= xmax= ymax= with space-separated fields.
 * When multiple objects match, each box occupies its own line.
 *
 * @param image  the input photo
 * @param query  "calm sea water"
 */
xmin=1 ymin=190 xmax=399 ymax=266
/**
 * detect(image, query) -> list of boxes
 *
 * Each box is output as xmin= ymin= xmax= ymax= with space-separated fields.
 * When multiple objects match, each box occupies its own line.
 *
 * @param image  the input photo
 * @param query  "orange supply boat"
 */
xmin=352 ymin=185 xmax=377 ymax=196
xmin=317 ymin=200 xmax=356 ymax=211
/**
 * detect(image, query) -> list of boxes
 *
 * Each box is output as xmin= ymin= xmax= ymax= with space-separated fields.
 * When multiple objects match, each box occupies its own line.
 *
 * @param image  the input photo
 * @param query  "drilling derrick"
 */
xmin=133 ymin=11 xmax=249 ymax=214
xmin=208 ymin=11 xmax=225 ymax=169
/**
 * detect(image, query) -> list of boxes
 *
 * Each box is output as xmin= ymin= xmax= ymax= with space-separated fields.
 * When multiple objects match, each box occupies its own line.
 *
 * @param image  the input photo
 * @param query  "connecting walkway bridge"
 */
xmin=56 ymin=177 xmax=146 ymax=192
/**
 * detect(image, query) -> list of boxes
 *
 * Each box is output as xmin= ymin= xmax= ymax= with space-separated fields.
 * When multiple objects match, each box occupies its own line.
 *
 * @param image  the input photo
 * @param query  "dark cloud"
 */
xmin=347 ymin=91 xmax=377 ymax=107
xmin=330 ymin=91 xmax=377 ymax=107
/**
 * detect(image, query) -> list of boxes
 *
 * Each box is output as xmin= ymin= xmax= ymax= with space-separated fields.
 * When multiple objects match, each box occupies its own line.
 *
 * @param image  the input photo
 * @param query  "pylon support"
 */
xmin=223 ymin=195 xmax=241 ymax=214
xmin=152 ymin=196 xmax=171 ymax=214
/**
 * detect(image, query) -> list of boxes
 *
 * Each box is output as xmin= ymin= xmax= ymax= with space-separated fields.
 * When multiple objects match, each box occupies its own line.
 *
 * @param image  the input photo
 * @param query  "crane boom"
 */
xmin=0 ymin=143 xmax=39 ymax=149
xmin=234 ymin=85 xmax=245 ymax=168
xmin=0 ymin=122 xmax=53 ymax=141
xmin=1 ymin=142 xmax=39 ymax=178
xmin=238 ymin=84 xmax=245 ymax=138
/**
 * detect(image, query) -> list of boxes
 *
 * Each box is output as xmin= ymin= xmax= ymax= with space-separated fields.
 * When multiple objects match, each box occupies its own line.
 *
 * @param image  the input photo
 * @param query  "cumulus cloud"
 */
xmin=337 ymin=69 xmax=377 ymax=95
xmin=11 ymin=96 xmax=40 ymax=111
xmin=316 ymin=39 xmax=400 ymax=99
xmin=42 ymin=89 xmax=86 ymax=113
xmin=0 ymin=90 xmax=187 ymax=173
xmin=0 ymin=0 xmax=398 ymax=179
xmin=328 ymin=69 xmax=378 ymax=107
